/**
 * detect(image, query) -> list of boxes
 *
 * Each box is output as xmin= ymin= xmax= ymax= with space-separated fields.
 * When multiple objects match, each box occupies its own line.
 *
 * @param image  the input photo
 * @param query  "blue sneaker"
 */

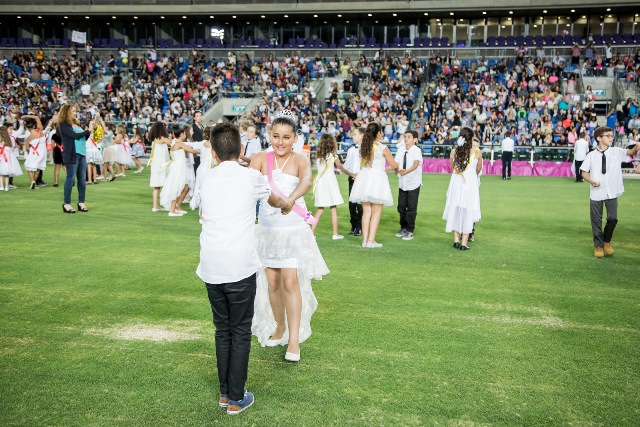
xmin=227 ymin=391 xmax=254 ymax=415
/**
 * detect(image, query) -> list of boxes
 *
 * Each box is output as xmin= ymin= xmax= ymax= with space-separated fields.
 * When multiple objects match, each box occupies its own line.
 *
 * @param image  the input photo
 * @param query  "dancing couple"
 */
xmin=197 ymin=112 xmax=328 ymax=416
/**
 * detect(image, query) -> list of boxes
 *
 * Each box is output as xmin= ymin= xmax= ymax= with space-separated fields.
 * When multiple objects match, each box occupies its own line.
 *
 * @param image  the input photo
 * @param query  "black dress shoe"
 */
xmin=460 ymin=245 xmax=471 ymax=251
xmin=453 ymin=242 xmax=461 ymax=249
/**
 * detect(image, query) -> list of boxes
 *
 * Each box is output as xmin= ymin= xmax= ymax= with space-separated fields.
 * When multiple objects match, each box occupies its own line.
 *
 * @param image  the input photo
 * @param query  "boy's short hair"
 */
xmin=210 ymin=122 xmax=241 ymax=161
xmin=404 ymin=130 xmax=419 ymax=139
xmin=593 ymin=126 xmax=612 ymax=141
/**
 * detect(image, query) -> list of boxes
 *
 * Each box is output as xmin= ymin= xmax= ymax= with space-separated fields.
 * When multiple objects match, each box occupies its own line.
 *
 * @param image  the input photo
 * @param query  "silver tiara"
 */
xmin=276 ymin=109 xmax=297 ymax=123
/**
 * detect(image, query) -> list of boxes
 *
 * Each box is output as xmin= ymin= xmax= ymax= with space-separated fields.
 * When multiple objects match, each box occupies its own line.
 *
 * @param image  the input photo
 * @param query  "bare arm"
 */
xmin=282 ymin=155 xmax=312 ymax=211
xmin=449 ymin=147 xmax=456 ymax=171
xmin=627 ymin=144 xmax=640 ymax=157
xmin=475 ymin=149 xmax=483 ymax=174
xmin=249 ymin=151 xmax=266 ymax=174
xmin=21 ymin=115 xmax=43 ymax=131
xmin=382 ymin=147 xmax=399 ymax=172
xmin=175 ymin=141 xmax=200 ymax=154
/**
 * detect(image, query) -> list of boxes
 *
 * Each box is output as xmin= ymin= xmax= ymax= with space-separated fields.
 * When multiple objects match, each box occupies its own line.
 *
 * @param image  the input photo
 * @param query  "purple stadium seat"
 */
xmin=506 ymin=36 xmax=515 ymax=46
xmin=496 ymin=36 xmax=505 ymax=46
xmin=553 ymin=35 xmax=562 ymax=45
xmin=431 ymin=37 xmax=440 ymax=47
xmin=487 ymin=36 xmax=496 ymax=46
xmin=440 ymin=37 xmax=449 ymax=47
xmin=543 ymin=35 xmax=553 ymax=45
xmin=422 ymin=37 xmax=431 ymax=47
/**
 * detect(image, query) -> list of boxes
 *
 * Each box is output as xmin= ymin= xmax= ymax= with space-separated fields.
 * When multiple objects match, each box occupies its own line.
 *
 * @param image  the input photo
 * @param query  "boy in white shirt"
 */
xmin=239 ymin=124 xmax=261 ymax=166
xmin=196 ymin=123 xmax=285 ymax=415
xmin=581 ymin=126 xmax=640 ymax=258
xmin=393 ymin=130 xmax=423 ymax=240
xmin=343 ymin=127 xmax=363 ymax=235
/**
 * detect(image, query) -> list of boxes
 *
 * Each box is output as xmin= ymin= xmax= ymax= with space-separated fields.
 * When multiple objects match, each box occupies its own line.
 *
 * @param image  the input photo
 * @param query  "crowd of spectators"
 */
xmin=3 ymin=43 xmax=640 ymax=157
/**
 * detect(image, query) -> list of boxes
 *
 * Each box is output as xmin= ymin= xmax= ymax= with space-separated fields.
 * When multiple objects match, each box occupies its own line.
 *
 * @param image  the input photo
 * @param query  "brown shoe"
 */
xmin=594 ymin=247 xmax=604 ymax=258
xmin=603 ymin=242 xmax=614 ymax=256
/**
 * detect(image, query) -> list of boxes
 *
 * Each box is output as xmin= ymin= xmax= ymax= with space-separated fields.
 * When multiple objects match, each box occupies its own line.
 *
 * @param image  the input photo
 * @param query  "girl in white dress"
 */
xmin=85 ymin=125 xmax=103 ymax=185
xmin=311 ymin=134 xmax=353 ymax=239
xmin=100 ymin=124 xmax=117 ymax=181
xmin=114 ymin=125 xmax=135 ymax=176
xmin=250 ymin=112 xmax=329 ymax=362
xmin=130 ymin=127 xmax=146 ymax=174
xmin=190 ymin=126 xmax=214 ymax=214
xmin=349 ymin=122 xmax=399 ymax=248
xmin=159 ymin=125 xmax=200 ymax=216
xmin=183 ymin=125 xmax=196 ymax=200
xmin=442 ymin=127 xmax=482 ymax=250
xmin=22 ymin=115 xmax=46 ymax=190
xmin=148 ymin=122 xmax=171 ymax=212
xmin=0 ymin=127 xmax=22 ymax=190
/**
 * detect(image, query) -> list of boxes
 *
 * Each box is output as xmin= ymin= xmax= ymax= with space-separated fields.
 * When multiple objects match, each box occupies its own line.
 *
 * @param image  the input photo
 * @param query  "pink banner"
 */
xmin=533 ymin=161 xmax=575 ymax=177
xmin=422 ymin=159 xmax=535 ymax=176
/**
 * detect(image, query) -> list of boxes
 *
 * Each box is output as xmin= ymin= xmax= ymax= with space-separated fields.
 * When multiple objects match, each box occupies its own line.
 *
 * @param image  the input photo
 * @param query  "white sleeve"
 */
xmin=580 ymin=152 xmax=592 ymax=172
xmin=255 ymin=173 xmax=271 ymax=205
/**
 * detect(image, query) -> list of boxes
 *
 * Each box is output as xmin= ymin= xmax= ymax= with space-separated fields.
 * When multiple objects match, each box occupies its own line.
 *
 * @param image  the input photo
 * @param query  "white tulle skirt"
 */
xmin=251 ymin=223 xmax=329 ymax=347
xmin=114 ymin=144 xmax=135 ymax=167
xmin=159 ymin=159 xmax=187 ymax=210
xmin=349 ymin=166 xmax=394 ymax=206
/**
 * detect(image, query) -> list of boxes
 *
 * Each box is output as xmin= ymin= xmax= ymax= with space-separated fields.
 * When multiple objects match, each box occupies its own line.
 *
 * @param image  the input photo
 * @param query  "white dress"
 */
xmin=349 ymin=143 xmax=394 ymax=206
xmin=189 ymin=143 xmax=214 ymax=210
xmin=442 ymin=151 xmax=482 ymax=234
xmin=149 ymin=140 xmax=170 ymax=187
xmin=24 ymin=136 xmax=47 ymax=172
xmin=0 ymin=144 xmax=22 ymax=177
xmin=314 ymin=153 xmax=344 ymax=207
xmin=252 ymin=156 xmax=329 ymax=347
xmin=114 ymin=142 xmax=135 ymax=167
xmin=86 ymin=138 xmax=103 ymax=164
xmin=159 ymin=147 xmax=188 ymax=210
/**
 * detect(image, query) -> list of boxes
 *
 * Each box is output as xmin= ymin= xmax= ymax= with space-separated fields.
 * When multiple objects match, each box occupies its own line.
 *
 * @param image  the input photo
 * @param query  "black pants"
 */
xmin=205 ymin=273 xmax=256 ymax=401
xmin=194 ymin=155 xmax=201 ymax=173
xmin=590 ymin=198 xmax=618 ymax=248
xmin=348 ymin=176 xmax=363 ymax=230
xmin=502 ymin=152 xmax=513 ymax=179
xmin=574 ymin=160 xmax=584 ymax=182
xmin=397 ymin=186 xmax=420 ymax=232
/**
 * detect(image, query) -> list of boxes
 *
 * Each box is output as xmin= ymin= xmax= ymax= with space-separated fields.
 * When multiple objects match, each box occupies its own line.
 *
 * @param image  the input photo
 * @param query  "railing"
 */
xmin=379 ymin=143 xmax=576 ymax=163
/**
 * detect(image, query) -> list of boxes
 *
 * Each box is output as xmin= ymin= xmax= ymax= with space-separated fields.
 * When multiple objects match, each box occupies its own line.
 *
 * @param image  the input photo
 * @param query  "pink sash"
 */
xmin=265 ymin=151 xmax=317 ymax=226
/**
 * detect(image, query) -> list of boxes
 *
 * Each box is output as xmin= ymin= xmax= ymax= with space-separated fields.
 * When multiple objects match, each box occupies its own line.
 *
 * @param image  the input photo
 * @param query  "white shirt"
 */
xmin=574 ymin=138 xmax=589 ymax=161
xmin=343 ymin=144 xmax=361 ymax=174
xmin=292 ymin=134 xmax=305 ymax=153
xmin=243 ymin=137 xmax=262 ymax=159
xmin=580 ymin=147 xmax=627 ymax=201
xmin=196 ymin=161 xmax=271 ymax=284
xmin=394 ymin=144 xmax=423 ymax=191
xmin=81 ymin=84 xmax=91 ymax=96
xmin=501 ymin=136 xmax=515 ymax=152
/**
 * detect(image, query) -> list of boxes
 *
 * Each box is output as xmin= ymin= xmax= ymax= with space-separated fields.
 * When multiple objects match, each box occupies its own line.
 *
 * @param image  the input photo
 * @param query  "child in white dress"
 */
xmin=130 ymin=127 xmax=146 ymax=174
xmin=85 ymin=131 xmax=103 ymax=185
xmin=160 ymin=125 xmax=200 ymax=216
xmin=114 ymin=125 xmax=135 ymax=176
xmin=250 ymin=112 xmax=329 ymax=362
xmin=22 ymin=115 xmax=46 ymax=190
xmin=147 ymin=122 xmax=171 ymax=212
xmin=442 ymin=127 xmax=482 ymax=250
xmin=0 ymin=127 xmax=22 ymax=190
xmin=349 ymin=122 xmax=399 ymax=248
xmin=311 ymin=134 xmax=354 ymax=239
xmin=100 ymin=124 xmax=117 ymax=181
xmin=190 ymin=126 xmax=215 ymax=215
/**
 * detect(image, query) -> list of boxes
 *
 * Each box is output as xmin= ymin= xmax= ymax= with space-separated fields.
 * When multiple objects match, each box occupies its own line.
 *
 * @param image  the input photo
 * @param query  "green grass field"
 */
xmin=1 ymin=167 xmax=639 ymax=426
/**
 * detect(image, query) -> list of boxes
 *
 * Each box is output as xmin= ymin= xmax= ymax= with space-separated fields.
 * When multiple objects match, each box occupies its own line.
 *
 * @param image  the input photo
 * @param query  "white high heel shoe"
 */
xmin=285 ymin=351 xmax=300 ymax=362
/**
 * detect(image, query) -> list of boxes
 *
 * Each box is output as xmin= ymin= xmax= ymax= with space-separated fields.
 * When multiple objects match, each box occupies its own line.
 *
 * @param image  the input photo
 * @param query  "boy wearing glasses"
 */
xmin=580 ymin=127 xmax=640 ymax=258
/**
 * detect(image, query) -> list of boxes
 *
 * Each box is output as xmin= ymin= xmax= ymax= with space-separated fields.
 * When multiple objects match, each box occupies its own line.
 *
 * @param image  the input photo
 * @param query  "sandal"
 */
xmin=77 ymin=203 xmax=89 ymax=212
